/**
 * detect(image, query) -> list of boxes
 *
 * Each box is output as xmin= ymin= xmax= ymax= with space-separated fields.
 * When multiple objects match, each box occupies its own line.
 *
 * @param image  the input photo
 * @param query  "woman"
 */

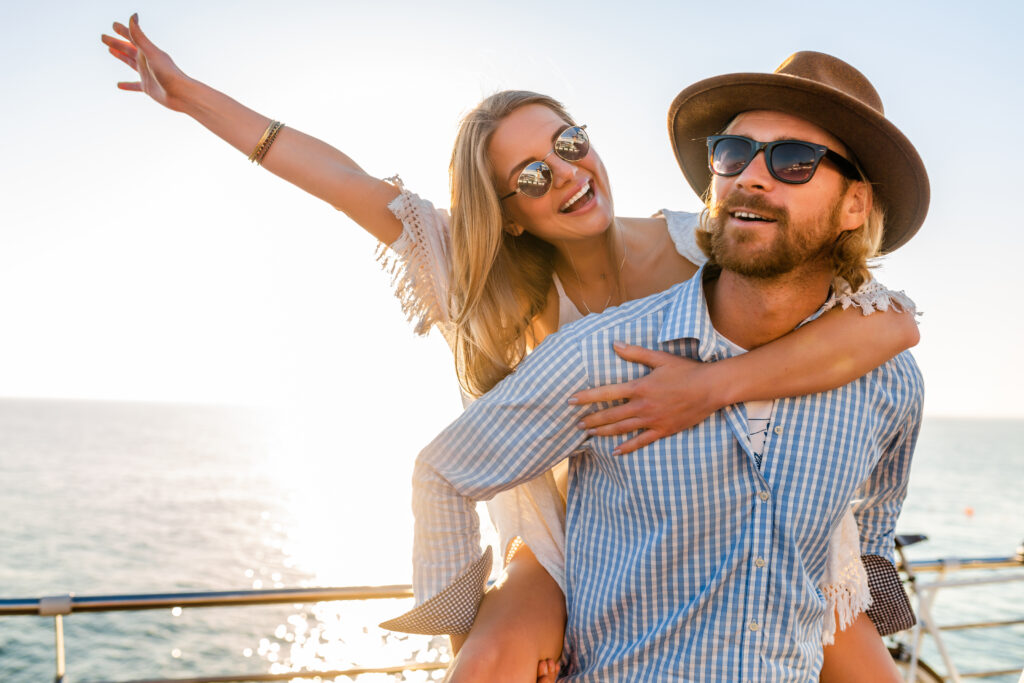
xmin=102 ymin=15 xmax=913 ymax=682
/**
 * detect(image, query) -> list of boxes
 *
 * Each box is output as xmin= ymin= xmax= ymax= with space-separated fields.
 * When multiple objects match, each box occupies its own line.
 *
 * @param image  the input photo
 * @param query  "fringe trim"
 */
xmin=822 ymin=278 xmax=921 ymax=320
xmin=820 ymin=577 xmax=873 ymax=646
xmin=375 ymin=176 xmax=451 ymax=338
xmin=375 ymin=238 xmax=436 ymax=336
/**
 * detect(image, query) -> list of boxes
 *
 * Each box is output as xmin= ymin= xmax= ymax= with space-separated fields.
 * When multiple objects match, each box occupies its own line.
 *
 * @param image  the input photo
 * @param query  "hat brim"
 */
xmin=668 ymin=73 xmax=929 ymax=253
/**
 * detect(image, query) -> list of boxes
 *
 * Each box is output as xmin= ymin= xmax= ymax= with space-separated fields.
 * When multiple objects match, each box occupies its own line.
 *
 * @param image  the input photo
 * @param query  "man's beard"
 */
xmin=705 ymin=191 xmax=842 ymax=279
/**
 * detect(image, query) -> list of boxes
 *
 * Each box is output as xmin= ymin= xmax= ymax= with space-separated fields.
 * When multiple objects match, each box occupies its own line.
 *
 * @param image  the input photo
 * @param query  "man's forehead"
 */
xmin=724 ymin=110 xmax=848 ymax=153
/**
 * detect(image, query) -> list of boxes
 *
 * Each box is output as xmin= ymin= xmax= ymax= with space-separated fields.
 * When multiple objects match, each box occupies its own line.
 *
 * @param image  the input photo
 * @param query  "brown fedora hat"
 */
xmin=668 ymin=51 xmax=929 ymax=253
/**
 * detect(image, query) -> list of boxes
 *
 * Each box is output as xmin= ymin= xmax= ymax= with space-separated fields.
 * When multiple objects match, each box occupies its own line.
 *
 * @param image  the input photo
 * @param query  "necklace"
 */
xmin=565 ymin=223 xmax=628 ymax=315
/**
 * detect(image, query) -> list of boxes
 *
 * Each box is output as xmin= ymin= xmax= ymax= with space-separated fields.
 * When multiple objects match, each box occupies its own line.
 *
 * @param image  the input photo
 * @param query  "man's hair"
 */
xmin=697 ymin=173 xmax=885 ymax=291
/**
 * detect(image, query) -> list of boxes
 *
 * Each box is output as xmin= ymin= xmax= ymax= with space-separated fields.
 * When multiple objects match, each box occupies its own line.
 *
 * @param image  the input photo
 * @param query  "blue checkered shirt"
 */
xmin=410 ymin=268 xmax=923 ymax=681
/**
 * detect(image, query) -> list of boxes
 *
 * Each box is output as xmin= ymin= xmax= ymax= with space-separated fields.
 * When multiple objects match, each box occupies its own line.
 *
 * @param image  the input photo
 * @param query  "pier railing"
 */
xmin=4 ymin=553 xmax=1023 ymax=683
xmin=895 ymin=548 xmax=1024 ymax=682
xmin=0 ymin=585 xmax=447 ymax=683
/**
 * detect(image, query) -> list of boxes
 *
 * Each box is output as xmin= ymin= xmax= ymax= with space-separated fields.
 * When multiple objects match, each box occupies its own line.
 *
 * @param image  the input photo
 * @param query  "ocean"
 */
xmin=0 ymin=399 xmax=1021 ymax=682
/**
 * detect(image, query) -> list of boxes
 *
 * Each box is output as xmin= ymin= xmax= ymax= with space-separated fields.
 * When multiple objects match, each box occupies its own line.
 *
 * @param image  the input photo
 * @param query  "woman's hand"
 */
xmin=570 ymin=342 xmax=722 ymax=455
xmin=101 ymin=14 xmax=192 ymax=112
xmin=99 ymin=15 xmax=403 ymax=243
xmin=536 ymin=658 xmax=559 ymax=683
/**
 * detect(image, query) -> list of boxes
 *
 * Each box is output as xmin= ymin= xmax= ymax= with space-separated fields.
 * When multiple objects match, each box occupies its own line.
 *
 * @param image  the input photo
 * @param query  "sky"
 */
xmin=1 ymin=0 xmax=1022 ymax=432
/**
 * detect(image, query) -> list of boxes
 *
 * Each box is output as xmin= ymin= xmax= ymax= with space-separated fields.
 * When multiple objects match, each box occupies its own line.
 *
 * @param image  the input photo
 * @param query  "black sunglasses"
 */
xmin=707 ymin=134 xmax=860 ymax=185
xmin=500 ymin=125 xmax=590 ymax=200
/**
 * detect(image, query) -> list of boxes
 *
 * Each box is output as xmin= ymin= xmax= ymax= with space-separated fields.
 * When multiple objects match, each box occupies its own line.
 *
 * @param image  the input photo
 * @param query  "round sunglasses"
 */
xmin=707 ymin=134 xmax=860 ymax=184
xmin=500 ymin=125 xmax=590 ymax=200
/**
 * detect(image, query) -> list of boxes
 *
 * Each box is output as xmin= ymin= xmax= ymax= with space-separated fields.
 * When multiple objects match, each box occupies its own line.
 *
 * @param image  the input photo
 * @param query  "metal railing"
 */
xmin=0 ymin=585 xmax=447 ymax=683
xmin=6 ymin=554 xmax=1023 ymax=683
xmin=896 ymin=549 xmax=1024 ymax=682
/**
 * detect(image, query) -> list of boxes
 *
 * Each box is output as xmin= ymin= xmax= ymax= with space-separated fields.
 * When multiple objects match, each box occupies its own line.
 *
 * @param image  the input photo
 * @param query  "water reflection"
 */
xmin=251 ymin=411 xmax=462 ymax=679
xmin=256 ymin=598 xmax=450 ymax=680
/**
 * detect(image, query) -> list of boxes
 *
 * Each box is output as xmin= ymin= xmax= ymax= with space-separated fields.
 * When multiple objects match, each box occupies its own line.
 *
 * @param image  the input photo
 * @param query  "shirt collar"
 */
xmin=658 ymin=265 xmax=719 ymax=360
xmin=658 ymin=264 xmax=833 ymax=358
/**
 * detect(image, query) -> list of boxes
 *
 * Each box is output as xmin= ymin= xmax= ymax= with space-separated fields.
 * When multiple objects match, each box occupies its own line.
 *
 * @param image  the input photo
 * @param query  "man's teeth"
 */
xmin=733 ymin=211 xmax=770 ymax=221
xmin=561 ymin=182 xmax=591 ymax=211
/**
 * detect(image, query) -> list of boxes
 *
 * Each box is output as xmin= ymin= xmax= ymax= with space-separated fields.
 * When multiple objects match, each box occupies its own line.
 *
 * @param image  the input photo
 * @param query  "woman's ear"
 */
xmin=504 ymin=221 xmax=525 ymax=237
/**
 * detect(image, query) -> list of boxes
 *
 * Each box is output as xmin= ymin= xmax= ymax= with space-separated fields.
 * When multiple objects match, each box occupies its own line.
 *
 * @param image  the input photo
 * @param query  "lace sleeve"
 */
xmin=820 ymin=508 xmax=872 ymax=645
xmin=375 ymin=176 xmax=453 ymax=335
xmin=822 ymin=277 xmax=919 ymax=318
xmin=658 ymin=209 xmax=708 ymax=266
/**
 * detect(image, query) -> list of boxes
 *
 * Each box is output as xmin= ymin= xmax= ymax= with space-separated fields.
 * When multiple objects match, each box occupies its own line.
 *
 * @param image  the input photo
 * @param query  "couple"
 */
xmin=103 ymin=16 xmax=924 ymax=681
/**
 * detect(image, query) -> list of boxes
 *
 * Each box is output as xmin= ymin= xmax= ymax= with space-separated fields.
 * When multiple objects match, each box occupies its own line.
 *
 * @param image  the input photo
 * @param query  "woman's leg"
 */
xmin=446 ymin=544 xmax=566 ymax=683
xmin=819 ymin=612 xmax=901 ymax=683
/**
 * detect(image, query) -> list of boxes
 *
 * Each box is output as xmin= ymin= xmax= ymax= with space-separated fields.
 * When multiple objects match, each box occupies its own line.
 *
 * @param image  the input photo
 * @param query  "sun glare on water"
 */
xmin=247 ymin=396 xmax=473 ymax=677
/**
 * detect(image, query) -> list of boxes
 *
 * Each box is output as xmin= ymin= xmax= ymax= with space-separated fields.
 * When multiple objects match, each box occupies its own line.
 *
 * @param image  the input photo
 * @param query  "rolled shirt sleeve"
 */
xmin=382 ymin=332 xmax=593 ymax=634
xmin=852 ymin=357 xmax=924 ymax=634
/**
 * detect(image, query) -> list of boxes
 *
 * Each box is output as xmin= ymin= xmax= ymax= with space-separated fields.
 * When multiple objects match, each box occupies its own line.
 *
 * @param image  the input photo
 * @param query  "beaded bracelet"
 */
xmin=248 ymin=120 xmax=285 ymax=165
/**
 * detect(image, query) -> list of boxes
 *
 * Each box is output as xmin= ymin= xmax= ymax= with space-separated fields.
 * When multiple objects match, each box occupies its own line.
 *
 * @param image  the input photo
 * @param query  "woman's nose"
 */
xmin=547 ymin=154 xmax=578 ymax=187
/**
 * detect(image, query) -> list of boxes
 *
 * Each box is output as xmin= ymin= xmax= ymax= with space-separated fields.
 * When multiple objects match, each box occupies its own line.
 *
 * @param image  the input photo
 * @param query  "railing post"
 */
xmin=39 ymin=594 xmax=73 ymax=683
xmin=54 ymin=614 xmax=66 ymax=683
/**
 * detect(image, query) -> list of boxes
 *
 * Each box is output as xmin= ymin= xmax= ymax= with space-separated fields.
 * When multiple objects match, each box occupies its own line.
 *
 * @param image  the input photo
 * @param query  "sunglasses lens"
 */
xmin=711 ymin=137 xmax=754 ymax=176
xmin=554 ymin=126 xmax=590 ymax=162
xmin=517 ymin=161 xmax=553 ymax=198
xmin=770 ymin=142 xmax=818 ymax=183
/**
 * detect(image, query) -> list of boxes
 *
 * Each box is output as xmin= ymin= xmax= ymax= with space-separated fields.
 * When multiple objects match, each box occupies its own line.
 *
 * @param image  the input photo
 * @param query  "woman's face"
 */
xmin=487 ymin=104 xmax=614 ymax=244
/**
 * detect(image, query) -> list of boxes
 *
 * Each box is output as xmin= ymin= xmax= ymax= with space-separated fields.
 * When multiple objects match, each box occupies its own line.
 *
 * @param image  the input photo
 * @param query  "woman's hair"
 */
xmin=830 ymin=178 xmax=884 ymax=291
xmin=447 ymin=90 xmax=576 ymax=397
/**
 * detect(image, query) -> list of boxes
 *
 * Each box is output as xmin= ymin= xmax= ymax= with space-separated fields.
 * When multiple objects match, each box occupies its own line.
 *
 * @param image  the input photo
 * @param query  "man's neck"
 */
xmin=704 ymin=265 xmax=834 ymax=350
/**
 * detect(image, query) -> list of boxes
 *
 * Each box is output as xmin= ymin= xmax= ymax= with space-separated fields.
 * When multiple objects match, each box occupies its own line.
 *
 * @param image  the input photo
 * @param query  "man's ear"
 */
xmin=839 ymin=181 xmax=872 ymax=233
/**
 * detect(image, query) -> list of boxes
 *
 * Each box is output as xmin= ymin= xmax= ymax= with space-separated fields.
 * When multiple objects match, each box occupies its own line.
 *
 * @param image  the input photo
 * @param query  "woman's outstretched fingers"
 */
xmin=112 ymin=21 xmax=132 ymax=41
xmin=568 ymin=343 xmax=676 ymax=407
xmin=612 ymin=429 xmax=664 ymax=455
xmin=128 ymin=15 xmax=148 ymax=49
xmin=536 ymin=658 xmax=558 ymax=683
xmin=101 ymin=33 xmax=134 ymax=55
xmin=612 ymin=342 xmax=676 ymax=367
xmin=569 ymin=378 xmax=635 ymax=406
xmin=592 ymin=417 xmax=647 ymax=439
xmin=575 ymin=345 xmax=719 ymax=454
xmin=576 ymin=402 xmax=637 ymax=432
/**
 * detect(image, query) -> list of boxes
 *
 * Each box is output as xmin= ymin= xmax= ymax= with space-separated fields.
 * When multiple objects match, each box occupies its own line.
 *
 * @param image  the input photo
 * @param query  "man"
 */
xmin=386 ymin=52 xmax=928 ymax=681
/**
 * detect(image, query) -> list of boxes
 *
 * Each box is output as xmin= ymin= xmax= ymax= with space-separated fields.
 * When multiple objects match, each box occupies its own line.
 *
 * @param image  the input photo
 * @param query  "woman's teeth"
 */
xmin=560 ymin=182 xmax=591 ymax=212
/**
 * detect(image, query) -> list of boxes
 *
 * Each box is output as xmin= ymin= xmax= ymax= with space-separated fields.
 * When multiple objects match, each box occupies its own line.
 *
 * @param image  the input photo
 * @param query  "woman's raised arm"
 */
xmin=101 ymin=15 xmax=403 ymax=244
xmin=571 ymin=304 xmax=920 ymax=454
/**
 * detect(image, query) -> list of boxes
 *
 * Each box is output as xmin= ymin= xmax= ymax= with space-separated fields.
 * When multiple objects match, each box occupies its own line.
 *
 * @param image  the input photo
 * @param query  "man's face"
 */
xmin=705 ymin=110 xmax=863 ymax=279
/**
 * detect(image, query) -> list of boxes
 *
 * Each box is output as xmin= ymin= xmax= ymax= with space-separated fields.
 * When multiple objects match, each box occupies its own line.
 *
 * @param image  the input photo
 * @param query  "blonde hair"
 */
xmin=831 ymin=179 xmax=884 ymax=291
xmin=696 ymin=175 xmax=885 ymax=291
xmin=448 ymin=91 xmax=576 ymax=397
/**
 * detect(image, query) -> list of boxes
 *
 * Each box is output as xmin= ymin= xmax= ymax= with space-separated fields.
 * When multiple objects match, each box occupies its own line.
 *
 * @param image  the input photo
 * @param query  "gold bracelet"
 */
xmin=247 ymin=121 xmax=278 ymax=162
xmin=248 ymin=120 xmax=285 ymax=165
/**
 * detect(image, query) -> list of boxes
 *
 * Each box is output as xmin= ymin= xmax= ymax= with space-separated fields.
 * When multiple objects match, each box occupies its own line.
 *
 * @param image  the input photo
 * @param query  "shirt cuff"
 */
xmin=379 ymin=548 xmax=492 ymax=635
xmin=862 ymin=554 xmax=916 ymax=635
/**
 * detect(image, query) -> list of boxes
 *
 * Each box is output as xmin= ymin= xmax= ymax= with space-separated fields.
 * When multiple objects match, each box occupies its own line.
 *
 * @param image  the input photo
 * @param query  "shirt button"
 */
xmin=754 ymin=557 xmax=766 ymax=568
xmin=773 ymin=425 xmax=784 ymax=435
xmin=748 ymin=620 xmax=760 ymax=631
xmin=758 ymin=491 xmax=770 ymax=501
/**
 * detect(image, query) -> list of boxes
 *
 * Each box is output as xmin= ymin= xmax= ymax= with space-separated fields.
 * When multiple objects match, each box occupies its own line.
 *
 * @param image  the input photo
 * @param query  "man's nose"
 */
xmin=734 ymin=150 xmax=775 ymax=191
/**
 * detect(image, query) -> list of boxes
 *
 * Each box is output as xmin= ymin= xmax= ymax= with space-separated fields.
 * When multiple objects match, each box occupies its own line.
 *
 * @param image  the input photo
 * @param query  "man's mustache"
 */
xmin=711 ymin=191 xmax=789 ymax=225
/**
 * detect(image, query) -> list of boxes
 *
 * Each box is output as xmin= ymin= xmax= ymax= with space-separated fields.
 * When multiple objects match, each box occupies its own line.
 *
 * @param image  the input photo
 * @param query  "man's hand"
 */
xmin=569 ymin=342 xmax=722 ymax=455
